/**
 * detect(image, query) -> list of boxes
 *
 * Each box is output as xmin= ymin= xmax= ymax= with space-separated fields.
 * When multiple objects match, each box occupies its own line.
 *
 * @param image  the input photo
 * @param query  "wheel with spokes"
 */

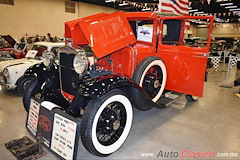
xmin=132 ymin=56 xmax=167 ymax=104
xmin=80 ymin=89 xmax=133 ymax=157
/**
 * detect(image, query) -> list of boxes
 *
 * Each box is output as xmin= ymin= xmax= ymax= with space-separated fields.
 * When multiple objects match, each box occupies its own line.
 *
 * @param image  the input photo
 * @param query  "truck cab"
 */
xmin=65 ymin=11 xmax=213 ymax=99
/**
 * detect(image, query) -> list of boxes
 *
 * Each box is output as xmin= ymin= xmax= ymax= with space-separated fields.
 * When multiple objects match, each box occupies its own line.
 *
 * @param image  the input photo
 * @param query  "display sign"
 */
xmin=51 ymin=114 xmax=77 ymax=159
xmin=26 ymin=98 xmax=80 ymax=160
xmin=137 ymin=26 xmax=153 ymax=42
xmin=27 ymin=98 xmax=41 ymax=136
xmin=25 ymin=50 xmax=38 ymax=58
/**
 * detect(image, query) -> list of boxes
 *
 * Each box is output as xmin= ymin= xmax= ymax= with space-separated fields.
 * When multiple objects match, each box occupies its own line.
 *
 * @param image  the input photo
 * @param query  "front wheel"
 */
xmin=23 ymin=78 xmax=39 ymax=112
xmin=80 ymin=89 xmax=133 ymax=157
xmin=17 ymin=76 xmax=34 ymax=95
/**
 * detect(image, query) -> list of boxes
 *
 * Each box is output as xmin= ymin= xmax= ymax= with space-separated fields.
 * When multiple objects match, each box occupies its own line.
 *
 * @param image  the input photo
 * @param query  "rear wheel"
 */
xmin=185 ymin=95 xmax=198 ymax=102
xmin=80 ymin=89 xmax=133 ymax=157
xmin=23 ymin=78 xmax=39 ymax=112
xmin=132 ymin=56 xmax=167 ymax=103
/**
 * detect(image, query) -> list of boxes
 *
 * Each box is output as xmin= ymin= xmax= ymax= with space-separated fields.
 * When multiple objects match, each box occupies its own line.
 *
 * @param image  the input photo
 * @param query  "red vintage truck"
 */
xmin=23 ymin=11 xmax=213 ymax=158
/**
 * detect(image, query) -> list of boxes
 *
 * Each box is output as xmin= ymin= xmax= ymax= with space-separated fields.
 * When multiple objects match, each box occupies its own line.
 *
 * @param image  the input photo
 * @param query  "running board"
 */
xmin=155 ymin=91 xmax=185 ymax=108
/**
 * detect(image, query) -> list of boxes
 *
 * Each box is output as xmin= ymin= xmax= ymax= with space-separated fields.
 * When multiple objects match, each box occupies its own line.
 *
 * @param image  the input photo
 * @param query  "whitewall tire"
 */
xmin=80 ymin=89 xmax=133 ymax=156
xmin=132 ymin=56 xmax=167 ymax=103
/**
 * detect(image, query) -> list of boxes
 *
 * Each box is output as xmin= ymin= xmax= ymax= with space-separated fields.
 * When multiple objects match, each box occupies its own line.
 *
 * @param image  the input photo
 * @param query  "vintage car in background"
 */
xmin=0 ymin=42 xmax=65 ymax=94
xmin=22 ymin=11 xmax=213 ymax=157
xmin=215 ymin=37 xmax=235 ymax=50
xmin=184 ymin=37 xmax=207 ymax=45
xmin=0 ymin=35 xmax=29 ymax=60
xmin=9 ymin=42 xmax=29 ymax=59
xmin=0 ymin=35 xmax=17 ymax=59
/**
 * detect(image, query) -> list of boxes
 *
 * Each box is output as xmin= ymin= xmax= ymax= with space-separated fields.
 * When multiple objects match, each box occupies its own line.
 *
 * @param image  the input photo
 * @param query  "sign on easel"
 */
xmin=27 ymin=98 xmax=41 ymax=136
xmin=26 ymin=97 xmax=80 ymax=160
xmin=51 ymin=113 xmax=78 ymax=159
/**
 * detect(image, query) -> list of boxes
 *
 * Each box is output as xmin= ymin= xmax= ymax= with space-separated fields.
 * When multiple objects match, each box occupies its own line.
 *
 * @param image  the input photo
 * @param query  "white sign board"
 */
xmin=25 ymin=50 xmax=38 ymax=58
xmin=27 ymin=98 xmax=40 ymax=136
xmin=51 ymin=113 xmax=77 ymax=159
xmin=137 ymin=26 xmax=153 ymax=43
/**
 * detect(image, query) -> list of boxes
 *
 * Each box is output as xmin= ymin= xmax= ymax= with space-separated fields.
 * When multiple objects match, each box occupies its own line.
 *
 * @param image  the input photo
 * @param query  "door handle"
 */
xmin=199 ymin=53 xmax=207 ymax=57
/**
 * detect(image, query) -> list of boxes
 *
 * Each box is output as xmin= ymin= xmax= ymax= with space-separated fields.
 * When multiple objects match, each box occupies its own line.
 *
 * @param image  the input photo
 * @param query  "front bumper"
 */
xmin=0 ymin=73 xmax=6 ymax=85
xmin=0 ymin=73 xmax=16 ymax=89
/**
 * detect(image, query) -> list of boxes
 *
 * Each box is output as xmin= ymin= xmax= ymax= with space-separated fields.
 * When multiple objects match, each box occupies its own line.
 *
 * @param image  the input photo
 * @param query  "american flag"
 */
xmin=159 ymin=0 xmax=189 ymax=16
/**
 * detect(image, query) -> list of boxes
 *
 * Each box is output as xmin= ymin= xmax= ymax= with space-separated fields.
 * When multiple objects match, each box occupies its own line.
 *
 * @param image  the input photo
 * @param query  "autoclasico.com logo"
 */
xmin=140 ymin=150 xmax=239 ymax=159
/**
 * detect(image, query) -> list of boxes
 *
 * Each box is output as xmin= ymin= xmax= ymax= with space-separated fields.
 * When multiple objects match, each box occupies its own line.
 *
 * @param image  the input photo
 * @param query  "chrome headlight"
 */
xmin=73 ymin=54 xmax=88 ymax=74
xmin=42 ymin=51 xmax=54 ymax=67
xmin=3 ymin=68 xmax=9 ymax=81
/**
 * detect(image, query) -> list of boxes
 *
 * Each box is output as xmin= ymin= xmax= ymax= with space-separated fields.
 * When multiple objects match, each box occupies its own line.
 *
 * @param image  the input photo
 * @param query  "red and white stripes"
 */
xmin=159 ymin=0 xmax=189 ymax=16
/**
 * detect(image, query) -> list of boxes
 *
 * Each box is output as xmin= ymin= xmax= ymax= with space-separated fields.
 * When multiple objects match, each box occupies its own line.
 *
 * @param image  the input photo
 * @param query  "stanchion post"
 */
xmin=221 ymin=50 xmax=227 ymax=72
xmin=219 ymin=54 xmax=233 ymax=88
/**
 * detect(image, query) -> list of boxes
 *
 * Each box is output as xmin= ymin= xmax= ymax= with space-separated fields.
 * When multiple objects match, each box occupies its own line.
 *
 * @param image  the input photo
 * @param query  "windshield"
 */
xmin=15 ymin=43 xmax=26 ymax=50
xmin=30 ymin=45 xmax=47 ymax=57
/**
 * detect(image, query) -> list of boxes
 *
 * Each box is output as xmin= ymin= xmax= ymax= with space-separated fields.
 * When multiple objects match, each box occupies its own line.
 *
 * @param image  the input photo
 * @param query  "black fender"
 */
xmin=24 ymin=62 xmax=59 ymax=85
xmin=24 ymin=62 xmax=63 ymax=104
xmin=78 ymin=74 xmax=159 ymax=111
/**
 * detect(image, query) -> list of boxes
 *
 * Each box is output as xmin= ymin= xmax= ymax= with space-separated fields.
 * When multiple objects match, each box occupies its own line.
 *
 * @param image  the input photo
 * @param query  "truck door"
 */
xmin=158 ymin=16 xmax=213 ymax=97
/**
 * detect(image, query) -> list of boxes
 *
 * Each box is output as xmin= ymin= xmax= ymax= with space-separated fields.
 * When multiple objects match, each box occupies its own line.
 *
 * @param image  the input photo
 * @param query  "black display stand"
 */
xmin=26 ymin=97 xmax=81 ymax=160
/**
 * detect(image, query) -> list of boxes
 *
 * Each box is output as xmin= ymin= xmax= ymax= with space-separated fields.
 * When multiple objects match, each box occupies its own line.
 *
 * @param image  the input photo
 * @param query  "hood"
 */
xmin=0 ymin=58 xmax=40 ymax=71
xmin=0 ymin=35 xmax=17 ymax=47
xmin=65 ymin=11 xmax=136 ymax=59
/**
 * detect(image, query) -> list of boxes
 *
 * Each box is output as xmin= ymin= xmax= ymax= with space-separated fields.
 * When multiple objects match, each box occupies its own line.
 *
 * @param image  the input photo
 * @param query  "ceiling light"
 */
xmin=229 ymin=8 xmax=240 ymax=11
xmin=142 ymin=8 xmax=151 ymax=11
xmin=194 ymin=11 xmax=204 ymax=14
xmin=119 ymin=3 xmax=129 ymax=6
xmin=188 ymin=7 xmax=192 ymax=9
xmin=217 ymin=0 xmax=229 ymax=2
xmin=220 ymin=3 xmax=233 ymax=6
xmin=189 ymin=9 xmax=198 ymax=12
xmin=225 ymin=6 xmax=237 ymax=9
xmin=105 ymin=0 xmax=115 ymax=2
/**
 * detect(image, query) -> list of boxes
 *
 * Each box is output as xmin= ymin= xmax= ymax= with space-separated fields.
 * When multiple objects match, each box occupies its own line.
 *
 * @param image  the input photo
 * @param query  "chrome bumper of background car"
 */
xmin=0 ymin=73 xmax=6 ymax=85
xmin=5 ymin=84 xmax=16 ymax=90
xmin=0 ymin=73 xmax=16 ymax=89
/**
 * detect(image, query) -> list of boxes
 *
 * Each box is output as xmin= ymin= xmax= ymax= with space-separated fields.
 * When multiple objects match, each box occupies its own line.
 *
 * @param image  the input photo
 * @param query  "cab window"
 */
xmin=183 ymin=19 xmax=211 ymax=48
xmin=129 ymin=20 xmax=154 ymax=43
xmin=162 ymin=19 xmax=182 ymax=45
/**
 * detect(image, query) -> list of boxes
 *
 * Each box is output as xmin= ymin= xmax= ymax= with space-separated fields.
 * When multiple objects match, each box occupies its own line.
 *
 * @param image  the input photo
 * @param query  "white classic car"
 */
xmin=0 ymin=42 xmax=65 ymax=94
